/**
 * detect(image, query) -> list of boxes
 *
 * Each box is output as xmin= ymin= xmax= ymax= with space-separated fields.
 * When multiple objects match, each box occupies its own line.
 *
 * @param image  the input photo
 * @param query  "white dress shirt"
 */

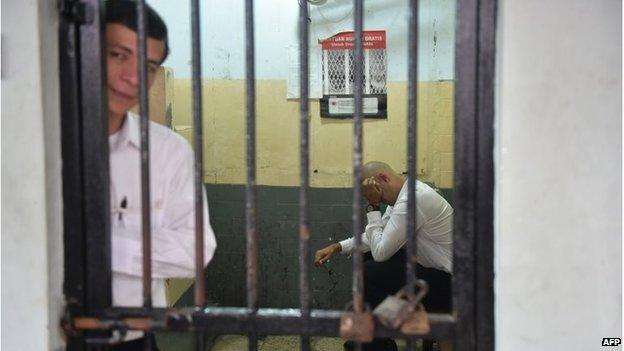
xmin=339 ymin=180 xmax=453 ymax=273
xmin=109 ymin=112 xmax=217 ymax=310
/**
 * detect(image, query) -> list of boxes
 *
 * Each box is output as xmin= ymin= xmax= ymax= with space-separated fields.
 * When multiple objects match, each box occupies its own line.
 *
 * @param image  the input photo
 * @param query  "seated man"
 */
xmin=314 ymin=161 xmax=453 ymax=351
xmin=105 ymin=1 xmax=217 ymax=349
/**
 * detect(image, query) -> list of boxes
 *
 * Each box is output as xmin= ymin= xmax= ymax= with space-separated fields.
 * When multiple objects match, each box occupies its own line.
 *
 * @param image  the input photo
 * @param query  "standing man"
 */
xmin=105 ymin=1 xmax=217 ymax=349
xmin=314 ymin=161 xmax=453 ymax=351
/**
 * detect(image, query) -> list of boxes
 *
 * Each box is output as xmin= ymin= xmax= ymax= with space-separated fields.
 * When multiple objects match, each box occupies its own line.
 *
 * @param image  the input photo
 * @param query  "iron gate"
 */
xmin=58 ymin=0 xmax=496 ymax=350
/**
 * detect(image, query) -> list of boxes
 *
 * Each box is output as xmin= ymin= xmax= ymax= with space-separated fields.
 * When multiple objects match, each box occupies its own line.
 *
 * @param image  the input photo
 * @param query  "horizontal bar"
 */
xmin=72 ymin=307 xmax=455 ymax=339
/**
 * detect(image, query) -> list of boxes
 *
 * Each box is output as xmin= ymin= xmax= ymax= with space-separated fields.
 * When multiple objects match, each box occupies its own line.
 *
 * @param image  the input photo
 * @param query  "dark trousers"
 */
xmin=354 ymin=249 xmax=452 ymax=351
xmin=109 ymin=334 xmax=159 ymax=351
xmin=364 ymin=249 xmax=452 ymax=312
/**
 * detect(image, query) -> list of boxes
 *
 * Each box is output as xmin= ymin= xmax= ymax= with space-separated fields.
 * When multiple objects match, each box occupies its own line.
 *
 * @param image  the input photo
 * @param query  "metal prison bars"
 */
xmin=59 ymin=0 xmax=498 ymax=350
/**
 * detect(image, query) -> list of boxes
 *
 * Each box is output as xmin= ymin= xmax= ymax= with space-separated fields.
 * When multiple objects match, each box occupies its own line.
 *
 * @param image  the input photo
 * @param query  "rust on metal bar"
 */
xmin=339 ymin=302 xmax=374 ymax=342
xmin=73 ymin=317 xmax=154 ymax=331
xmin=69 ymin=307 xmax=454 ymax=339
xmin=339 ymin=311 xmax=375 ymax=342
xmin=73 ymin=317 xmax=109 ymax=330
xmin=125 ymin=317 xmax=154 ymax=330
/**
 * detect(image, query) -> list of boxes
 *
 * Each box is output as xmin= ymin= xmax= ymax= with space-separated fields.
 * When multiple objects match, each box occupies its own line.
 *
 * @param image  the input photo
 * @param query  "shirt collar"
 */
xmin=399 ymin=178 xmax=409 ymax=197
xmin=110 ymin=112 xmax=141 ymax=150
xmin=125 ymin=112 xmax=141 ymax=148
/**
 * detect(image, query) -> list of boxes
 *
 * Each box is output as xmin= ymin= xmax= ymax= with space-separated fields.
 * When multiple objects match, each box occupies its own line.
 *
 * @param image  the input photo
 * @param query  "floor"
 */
xmin=156 ymin=332 xmax=421 ymax=351
xmin=210 ymin=335 xmax=414 ymax=351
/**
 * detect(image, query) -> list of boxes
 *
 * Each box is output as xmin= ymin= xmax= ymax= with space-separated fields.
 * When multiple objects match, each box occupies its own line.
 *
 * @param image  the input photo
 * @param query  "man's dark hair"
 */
xmin=105 ymin=0 xmax=170 ymax=63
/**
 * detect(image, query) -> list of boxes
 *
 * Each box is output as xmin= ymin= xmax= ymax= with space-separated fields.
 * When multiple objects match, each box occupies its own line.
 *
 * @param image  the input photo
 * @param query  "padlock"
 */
xmin=340 ymin=302 xmax=375 ymax=342
xmin=400 ymin=303 xmax=430 ymax=335
xmin=372 ymin=289 xmax=412 ymax=329
xmin=372 ymin=280 xmax=429 ymax=329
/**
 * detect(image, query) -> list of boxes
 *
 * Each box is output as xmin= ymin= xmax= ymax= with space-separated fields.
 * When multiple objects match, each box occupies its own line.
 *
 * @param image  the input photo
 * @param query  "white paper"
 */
xmin=328 ymin=97 xmax=379 ymax=115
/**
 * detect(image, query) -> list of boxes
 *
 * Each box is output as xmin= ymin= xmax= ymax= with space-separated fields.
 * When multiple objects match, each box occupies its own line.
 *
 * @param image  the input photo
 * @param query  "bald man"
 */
xmin=314 ymin=161 xmax=453 ymax=351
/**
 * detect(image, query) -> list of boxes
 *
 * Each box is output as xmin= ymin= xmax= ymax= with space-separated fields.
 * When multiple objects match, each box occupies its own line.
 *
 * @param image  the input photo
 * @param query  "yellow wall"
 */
xmin=171 ymin=80 xmax=454 ymax=188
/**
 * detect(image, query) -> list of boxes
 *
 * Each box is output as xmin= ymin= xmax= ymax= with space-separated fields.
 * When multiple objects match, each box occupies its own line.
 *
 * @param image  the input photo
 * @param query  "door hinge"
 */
xmin=59 ymin=0 xmax=94 ymax=25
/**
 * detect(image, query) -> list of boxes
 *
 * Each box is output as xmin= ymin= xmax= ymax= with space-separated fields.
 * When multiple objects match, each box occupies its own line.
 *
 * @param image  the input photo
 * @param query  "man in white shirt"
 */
xmin=314 ymin=161 xmax=453 ymax=351
xmin=105 ymin=1 xmax=217 ymax=349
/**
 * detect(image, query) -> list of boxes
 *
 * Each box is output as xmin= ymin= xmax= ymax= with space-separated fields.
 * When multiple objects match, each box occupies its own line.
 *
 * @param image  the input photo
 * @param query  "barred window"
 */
xmin=321 ymin=31 xmax=387 ymax=95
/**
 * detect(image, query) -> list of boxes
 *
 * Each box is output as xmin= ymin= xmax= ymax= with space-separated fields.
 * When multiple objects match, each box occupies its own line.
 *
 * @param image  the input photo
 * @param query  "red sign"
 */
xmin=319 ymin=30 xmax=386 ymax=50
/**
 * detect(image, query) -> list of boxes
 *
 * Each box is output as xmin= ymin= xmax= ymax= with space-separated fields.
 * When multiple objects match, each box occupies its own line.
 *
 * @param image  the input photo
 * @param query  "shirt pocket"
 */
xmin=115 ymin=201 xmax=166 ymax=233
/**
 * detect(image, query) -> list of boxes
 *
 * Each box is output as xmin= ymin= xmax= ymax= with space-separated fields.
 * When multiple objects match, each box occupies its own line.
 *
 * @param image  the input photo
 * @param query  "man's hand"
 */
xmin=314 ymin=243 xmax=342 ymax=267
xmin=362 ymin=177 xmax=382 ymax=206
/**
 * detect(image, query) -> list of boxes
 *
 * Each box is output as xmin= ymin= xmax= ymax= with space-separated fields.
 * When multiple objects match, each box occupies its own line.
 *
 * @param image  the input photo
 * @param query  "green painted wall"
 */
xmin=173 ymin=184 xmax=453 ymax=310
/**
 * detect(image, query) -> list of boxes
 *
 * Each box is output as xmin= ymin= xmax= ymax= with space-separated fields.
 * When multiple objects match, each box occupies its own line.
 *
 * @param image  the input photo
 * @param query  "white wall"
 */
xmin=496 ymin=1 xmax=622 ymax=350
xmin=1 ymin=1 xmax=64 ymax=350
xmin=149 ymin=0 xmax=455 ymax=81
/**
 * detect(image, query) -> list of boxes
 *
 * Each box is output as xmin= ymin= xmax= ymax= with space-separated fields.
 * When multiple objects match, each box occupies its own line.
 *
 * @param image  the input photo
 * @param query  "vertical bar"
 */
xmin=454 ymin=0 xmax=478 ymax=350
xmin=136 ymin=0 xmax=153 ymax=310
xmin=405 ymin=1 xmax=419 ymax=350
xmin=244 ymin=0 xmax=258 ymax=350
xmin=352 ymin=0 xmax=364 ymax=333
xmin=60 ymin=0 xmax=85 ymax=312
xmin=190 ymin=0 xmax=206 ymax=350
xmin=80 ymin=0 xmax=111 ymax=316
xmin=190 ymin=0 xmax=206 ymax=309
xmin=60 ymin=3 xmax=89 ymax=349
xmin=73 ymin=0 xmax=111 ymax=346
xmin=298 ymin=1 xmax=311 ymax=350
xmin=475 ymin=0 xmax=496 ymax=350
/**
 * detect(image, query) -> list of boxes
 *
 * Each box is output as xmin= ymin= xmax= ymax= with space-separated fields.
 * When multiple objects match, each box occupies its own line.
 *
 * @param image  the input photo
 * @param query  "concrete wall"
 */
xmin=1 ymin=1 xmax=64 ymax=350
xmin=150 ymin=0 xmax=456 ymax=81
xmin=171 ymin=80 xmax=454 ymax=188
xmin=496 ymin=1 xmax=622 ymax=350
xmin=148 ymin=0 xmax=457 ymax=188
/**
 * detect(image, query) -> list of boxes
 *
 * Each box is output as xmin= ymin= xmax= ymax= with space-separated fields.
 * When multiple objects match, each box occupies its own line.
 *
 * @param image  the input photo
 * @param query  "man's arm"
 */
xmin=364 ymin=198 xmax=425 ymax=262
xmin=338 ymin=233 xmax=371 ymax=255
xmin=313 ymin=233 xmax=372 ymax=267
xmin=112 ymin=141 xmax=217 ymax=278
xmin=314 ymin=242 xmax=341 ymax=266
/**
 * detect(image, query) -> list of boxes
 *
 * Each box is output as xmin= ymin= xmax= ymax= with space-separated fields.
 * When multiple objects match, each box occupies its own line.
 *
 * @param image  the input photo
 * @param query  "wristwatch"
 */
xmin=366 ymin=204 xmax=380 ymax=212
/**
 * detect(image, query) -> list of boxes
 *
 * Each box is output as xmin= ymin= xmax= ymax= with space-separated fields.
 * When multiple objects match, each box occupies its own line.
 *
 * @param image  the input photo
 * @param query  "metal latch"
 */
xmin=340 ymin=302 xmax=375 ymax=343
xmin=372 ymin=279 xmax=430 ymax=333
xmin=400 ymin=303 xmax=430 ymax=335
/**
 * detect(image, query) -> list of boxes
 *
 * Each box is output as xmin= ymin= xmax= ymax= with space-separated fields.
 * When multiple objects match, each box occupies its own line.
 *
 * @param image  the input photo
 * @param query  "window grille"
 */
xmin=321 ymin=31 xmax=387 ymax=95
